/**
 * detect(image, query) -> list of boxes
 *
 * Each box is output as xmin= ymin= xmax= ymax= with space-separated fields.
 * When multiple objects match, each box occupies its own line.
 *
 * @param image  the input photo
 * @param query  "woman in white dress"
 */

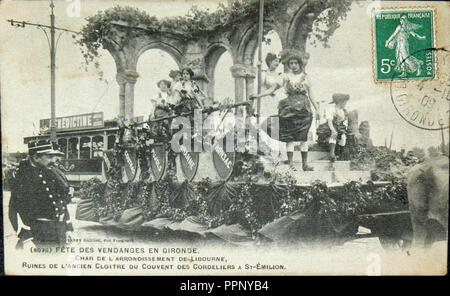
xmin=245 ymin=53 xmax=285 ymax=164
xmin=259 ymin=53 xmax=284 ymax=120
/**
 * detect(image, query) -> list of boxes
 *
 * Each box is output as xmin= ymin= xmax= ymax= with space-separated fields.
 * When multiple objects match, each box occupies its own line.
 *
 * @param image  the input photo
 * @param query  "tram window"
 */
xmin=107 ymin=135 xmax=116 ymax=150
xmin=57 ymin=138 xmax=67 ymax=158
xmin=80 ymin=137 xmax=91 ymax=159
xmin=68 ymin=138 xmax=79 ymax=159
xmin=92 ymin=136 xmax=104 ymax=158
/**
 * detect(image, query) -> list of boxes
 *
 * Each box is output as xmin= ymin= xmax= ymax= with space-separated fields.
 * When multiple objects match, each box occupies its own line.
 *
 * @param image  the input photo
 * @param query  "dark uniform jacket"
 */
xmin=9 ymin=158 xmax=73 ymax=244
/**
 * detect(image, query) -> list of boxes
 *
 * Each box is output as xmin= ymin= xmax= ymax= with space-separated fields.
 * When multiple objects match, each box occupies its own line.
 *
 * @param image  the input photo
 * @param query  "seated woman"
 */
xmin=157 ymin=79 xmax=174 ymax=104
xmin=172 ymin=67 xmax=205 ymax=114
xmin=149 ymin=79 xmax=173 ymax=120
xmin=316 ymin=93 xmax=350 ymax=162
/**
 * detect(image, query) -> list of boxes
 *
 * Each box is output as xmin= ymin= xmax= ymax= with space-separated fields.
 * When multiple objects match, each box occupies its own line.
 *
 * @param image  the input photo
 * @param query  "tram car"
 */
xmin=23 ymin=112 xmax=118 ymax=187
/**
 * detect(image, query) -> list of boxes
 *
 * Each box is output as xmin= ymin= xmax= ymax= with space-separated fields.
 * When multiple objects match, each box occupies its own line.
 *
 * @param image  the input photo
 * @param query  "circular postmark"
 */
xmin=390 ymin=47 xmax=450 ymax=130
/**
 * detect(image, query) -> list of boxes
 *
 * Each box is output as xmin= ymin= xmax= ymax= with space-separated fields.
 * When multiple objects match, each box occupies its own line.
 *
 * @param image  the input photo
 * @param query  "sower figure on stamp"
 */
xmin=385 ymin=15 xmax=426 ymax=77
xmin=317 ymin=93 xmax=350 ymax=162
xmin=9 ymin=140 xmax=74 ymax=249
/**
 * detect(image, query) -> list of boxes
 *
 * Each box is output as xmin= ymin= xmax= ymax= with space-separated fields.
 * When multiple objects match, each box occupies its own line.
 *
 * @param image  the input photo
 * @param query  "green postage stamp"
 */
xmin=373 ymin=9 xmax=435 ymax=81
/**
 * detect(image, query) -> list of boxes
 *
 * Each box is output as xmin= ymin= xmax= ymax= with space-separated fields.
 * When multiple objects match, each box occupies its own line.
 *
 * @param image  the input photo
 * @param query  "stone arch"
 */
xmin=136 ymin=41 xmax=184 ymax=69
xmin=100 ymin=0 xmax=333 ymax=119
xmin=286 ymin=2 xmax=311 ymax=51
xmin=135 ymin=48 xmax=180 ymax=118
xmin=234 ymin=23 xmax=285 ymax=102
xmin=236 ymin=23 xmax=258 ymax=65
xmin=205 ymin=42 xmax=232 ymax=99
xmin=236 ymin=23 xmax=285 ymax=66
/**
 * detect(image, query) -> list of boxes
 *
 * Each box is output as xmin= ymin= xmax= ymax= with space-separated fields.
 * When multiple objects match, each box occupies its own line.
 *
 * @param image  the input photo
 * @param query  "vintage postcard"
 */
xmin=1 ymin=0 xmax=449 ymax=277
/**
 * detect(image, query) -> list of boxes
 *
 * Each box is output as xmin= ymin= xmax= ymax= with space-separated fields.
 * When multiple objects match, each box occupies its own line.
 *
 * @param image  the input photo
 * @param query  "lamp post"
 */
xmin=50 ymin=0 xmax=56 ymax=142
xmin=7 ymin=0 xmax=79 ymax=143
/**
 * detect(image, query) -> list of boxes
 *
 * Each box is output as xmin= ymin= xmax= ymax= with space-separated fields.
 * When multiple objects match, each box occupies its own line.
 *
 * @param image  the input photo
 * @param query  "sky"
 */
xmin=1 ymin=0 xmax=448 ymax=153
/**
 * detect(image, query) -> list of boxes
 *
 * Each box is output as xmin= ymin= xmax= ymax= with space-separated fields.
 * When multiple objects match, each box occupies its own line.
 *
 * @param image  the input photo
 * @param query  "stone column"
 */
xmin=116 ymin=73 xmax=126 ymax=119
xmin=183 ymin=43 xmax=209 ymax=98
xmin=245 ymin=77 xmax=255 ymax=101
xmin=230 ymin=64 xmax=256 ymax=103
xmin=124 ymin=81 xmax=136 ymax=120
xmin=120 ymin=69 xmax=139 ymax=120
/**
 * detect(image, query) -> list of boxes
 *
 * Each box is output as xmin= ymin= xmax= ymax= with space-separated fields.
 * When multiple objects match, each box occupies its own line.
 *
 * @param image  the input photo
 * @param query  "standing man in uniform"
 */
xmin=9 ymin=140 xmax=74 ymax=249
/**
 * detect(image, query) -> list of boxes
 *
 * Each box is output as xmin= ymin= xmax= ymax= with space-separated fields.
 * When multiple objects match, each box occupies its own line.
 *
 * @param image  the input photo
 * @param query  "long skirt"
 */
xmin=263 ymin=95 xmax=313 ymax=143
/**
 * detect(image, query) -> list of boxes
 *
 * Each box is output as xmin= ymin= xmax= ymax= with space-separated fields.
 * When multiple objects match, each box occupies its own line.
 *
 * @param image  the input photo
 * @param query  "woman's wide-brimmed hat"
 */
xmin=330 ymin=93 xmax=350 ymax=104
xmin=157 ymin=79 xmax=171 ymax=88
xmin=168 ymin=69 xmax=181 ymax=79
xmin=280 ymin=49 xmax=305 ymax=65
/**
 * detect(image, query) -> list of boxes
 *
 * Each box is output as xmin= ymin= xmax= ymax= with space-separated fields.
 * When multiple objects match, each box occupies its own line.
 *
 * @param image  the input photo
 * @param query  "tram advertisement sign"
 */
xmin=148 ymin=143 xmax=167 ymax=182
xmin=179 ymin=144 xmax=199 ymax=182
xmin=212 ymin=136 xmax=236 ymax=181
xmin=40 ymin=112 xmax=104 ymax=132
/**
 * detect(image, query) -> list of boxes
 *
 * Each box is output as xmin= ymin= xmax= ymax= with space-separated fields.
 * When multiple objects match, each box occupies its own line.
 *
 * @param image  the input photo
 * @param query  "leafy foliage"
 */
xmin=307 ymin=0 xmax=353 ymax=47
xmin=78 ymin=178 xmax=106 ymax=221
xmin=350 ymin=145 xmax=422 ymax=181
xmin=76 ymin=0 xmax=353 ymax=67
xmin=81 ymin=171 xmax=409 ymax=239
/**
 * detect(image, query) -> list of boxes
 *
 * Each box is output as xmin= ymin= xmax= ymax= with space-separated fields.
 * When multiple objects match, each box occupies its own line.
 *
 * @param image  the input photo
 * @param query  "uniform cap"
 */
xmin=28 ymin=140 xmax=65 ymax=156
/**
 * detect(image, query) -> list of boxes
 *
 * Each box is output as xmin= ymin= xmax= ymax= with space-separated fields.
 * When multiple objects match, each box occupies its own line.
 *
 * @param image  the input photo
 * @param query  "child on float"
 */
xmin=316 ymin=93 xmax=350 ymax=162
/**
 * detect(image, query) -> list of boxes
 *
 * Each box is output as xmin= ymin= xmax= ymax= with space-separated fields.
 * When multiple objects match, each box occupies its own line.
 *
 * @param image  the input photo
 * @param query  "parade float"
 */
xmin=74 ymin=1 xmax=417 ymax=249
xmin=75 ymin=104 xmax=416 ymax=249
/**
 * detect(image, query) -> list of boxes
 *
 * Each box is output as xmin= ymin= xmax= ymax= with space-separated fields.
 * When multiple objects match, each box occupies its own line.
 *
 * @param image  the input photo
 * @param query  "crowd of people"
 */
xmin=250 ymin=50 xmax=352 ymax=171
xmin=149 ymin=67 xmax=207 ymax=120
xmin=147 ymin=51 xmax=353 ymax=171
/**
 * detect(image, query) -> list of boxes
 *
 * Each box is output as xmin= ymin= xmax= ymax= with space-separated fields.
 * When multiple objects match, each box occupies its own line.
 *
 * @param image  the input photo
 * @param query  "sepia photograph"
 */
xmin=1 ymin=0 xmax=448 ymax=276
